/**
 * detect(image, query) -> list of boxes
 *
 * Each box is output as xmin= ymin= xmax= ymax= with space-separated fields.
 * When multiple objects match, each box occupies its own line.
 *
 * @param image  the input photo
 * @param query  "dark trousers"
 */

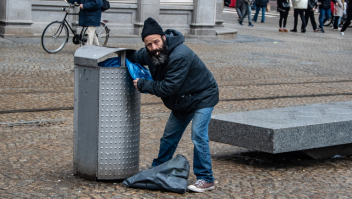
xmin=236 ymin=3 xmax=246 ymax=18
xmin=333 ymin=16 xmax=341 ymax=29
xmin=293 ymin=9 xmax=306 ymax=30
xmin=279 ymin=9 xmax=289 ymax=28
xmin=304 ymin=9 xmax=317 ymax=30
xmin=341 ymin=9 xmax=352 ymax=32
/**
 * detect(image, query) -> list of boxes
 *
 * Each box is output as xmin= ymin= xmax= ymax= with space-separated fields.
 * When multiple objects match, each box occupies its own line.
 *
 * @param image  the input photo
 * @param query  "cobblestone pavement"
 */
xmin=1 ymin=10 xmax=352 ymax=198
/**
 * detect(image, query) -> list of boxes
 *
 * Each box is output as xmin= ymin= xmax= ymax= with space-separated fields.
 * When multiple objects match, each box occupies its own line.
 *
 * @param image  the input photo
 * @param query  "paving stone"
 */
xmin=0 ymin=11 xmax=352 ymax=198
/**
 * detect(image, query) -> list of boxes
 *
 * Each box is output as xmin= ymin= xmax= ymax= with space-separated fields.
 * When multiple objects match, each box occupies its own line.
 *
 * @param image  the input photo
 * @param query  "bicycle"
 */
xmin=323 ymin=14 xmax=348 ymax=27
xmin=41 ymin=0 xmax=109 ymax=54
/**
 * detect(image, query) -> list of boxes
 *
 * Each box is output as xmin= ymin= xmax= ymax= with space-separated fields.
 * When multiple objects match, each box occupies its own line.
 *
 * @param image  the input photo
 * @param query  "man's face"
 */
xmin=144 ymin=34 xmax=165 ymax=54
xmin=144 ymin=34 xmax=168 ymax=66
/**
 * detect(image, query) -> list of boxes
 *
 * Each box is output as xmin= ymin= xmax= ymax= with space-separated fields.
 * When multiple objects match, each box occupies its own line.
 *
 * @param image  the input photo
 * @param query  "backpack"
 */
xmin=101 ymin=0 xmax=110 ymax=12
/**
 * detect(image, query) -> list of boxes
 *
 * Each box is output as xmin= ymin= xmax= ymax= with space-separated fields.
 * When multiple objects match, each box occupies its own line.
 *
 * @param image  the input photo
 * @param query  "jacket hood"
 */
xmin=164 ymin=29 xmax=185 ymax=53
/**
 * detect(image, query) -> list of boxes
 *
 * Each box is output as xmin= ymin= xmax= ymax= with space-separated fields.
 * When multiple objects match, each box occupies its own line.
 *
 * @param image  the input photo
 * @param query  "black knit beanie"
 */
xmin=141 ymin=17 xmax=164 ymax=41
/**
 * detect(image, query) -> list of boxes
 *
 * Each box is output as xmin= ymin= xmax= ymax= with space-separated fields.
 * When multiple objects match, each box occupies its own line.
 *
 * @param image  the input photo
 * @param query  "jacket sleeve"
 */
xmin=127 ymin=48 xmax=148 ymax=66
xmin=83 ymin=0 xmax=103 ymax=10
xmin=337 ymin=0 xmax=343 ymax=7
xmin=67 ymin=0 xmax=79 ymax=4
xmin=137 ymin=56 xmax=189 ymax=97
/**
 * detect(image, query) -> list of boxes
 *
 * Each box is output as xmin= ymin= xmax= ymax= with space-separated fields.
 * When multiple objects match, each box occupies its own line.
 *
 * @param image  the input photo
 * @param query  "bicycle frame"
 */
xmin=61 ymin=5 xmax=84 ymax=37
xmin=41 ymin=1 xmax=109 ymax=54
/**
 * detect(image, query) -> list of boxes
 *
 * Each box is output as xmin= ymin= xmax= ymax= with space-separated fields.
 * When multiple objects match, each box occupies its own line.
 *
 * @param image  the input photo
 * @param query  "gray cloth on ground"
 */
xmin=122 ymin=154 xmax=190 ymax=194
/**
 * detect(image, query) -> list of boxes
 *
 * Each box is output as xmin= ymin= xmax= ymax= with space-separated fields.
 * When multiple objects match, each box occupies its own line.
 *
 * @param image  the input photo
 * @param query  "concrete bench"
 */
xmin=209 ymin=101 xmax=352 ymax=159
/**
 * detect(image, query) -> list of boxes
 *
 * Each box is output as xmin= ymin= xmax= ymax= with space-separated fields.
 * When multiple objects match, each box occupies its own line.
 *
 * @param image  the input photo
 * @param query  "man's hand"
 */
xmin=80 ymin=4 xmax=83 ymax=9
xmin=133 ymin=78 xmax=139 ymax=89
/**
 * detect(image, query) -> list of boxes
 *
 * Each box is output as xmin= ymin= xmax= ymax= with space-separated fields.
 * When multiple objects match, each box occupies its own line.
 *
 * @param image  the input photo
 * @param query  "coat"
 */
xmin=277 ymin=0 xmax=291 ymax=10
xmin=293 ymin=0 xmax=308 ymax=9
xmin=318 ymin=0 xmax=337 ymax=9
xmin=128 ymin=29 xmax=219 ymax=119
xmin=256 ymin=0 xmax=269 ymax=7
xmin=68 ymin=0 xmax=103 ymax=27
xmin=334 ymin=0 xmax=344 ymax=16
xmin=236 ymin=0 xmax=244 ymax=7
xmin=307 ymin=0 xmax=317 ymax=9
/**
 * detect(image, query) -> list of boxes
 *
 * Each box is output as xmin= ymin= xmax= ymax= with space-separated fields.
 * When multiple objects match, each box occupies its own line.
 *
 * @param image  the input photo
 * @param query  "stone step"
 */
xmin=209 ymin=101 xmax=352 ymax=159
xmin=214 ymin=26 xmax=238 ymax=39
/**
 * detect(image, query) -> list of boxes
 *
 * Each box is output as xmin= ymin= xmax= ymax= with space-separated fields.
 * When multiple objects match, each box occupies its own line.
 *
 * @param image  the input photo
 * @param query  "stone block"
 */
xmin=209 ymin=101 xmax=352 ymax=155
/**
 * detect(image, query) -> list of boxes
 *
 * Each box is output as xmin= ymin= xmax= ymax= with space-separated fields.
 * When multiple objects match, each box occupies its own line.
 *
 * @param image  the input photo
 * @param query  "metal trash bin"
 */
xmin=73 ymin=45 xmax=140 ymax=180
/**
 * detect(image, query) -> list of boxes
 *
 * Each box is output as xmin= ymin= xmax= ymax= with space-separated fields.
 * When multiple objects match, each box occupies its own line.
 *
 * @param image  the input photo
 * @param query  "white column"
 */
xmin=190 ymin=0 xmax=216 ymax=36
xmin=134 ymin=0 xmax=160 ymax=37
xmin=215 ymin=0 xmax=224 ymax=27
xmin=0 ymin=0 xmax=33 ymax=37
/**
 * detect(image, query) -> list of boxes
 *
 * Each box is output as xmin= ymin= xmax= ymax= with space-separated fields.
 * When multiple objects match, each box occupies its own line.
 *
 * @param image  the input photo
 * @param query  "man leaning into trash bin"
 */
xmin=128 ymin=17 xmax=219 ymax=193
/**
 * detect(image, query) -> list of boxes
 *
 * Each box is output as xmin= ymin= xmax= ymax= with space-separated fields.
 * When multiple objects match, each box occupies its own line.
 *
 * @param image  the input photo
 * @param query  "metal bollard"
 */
xmin=73 ymin=45 xmax=140 ymax=180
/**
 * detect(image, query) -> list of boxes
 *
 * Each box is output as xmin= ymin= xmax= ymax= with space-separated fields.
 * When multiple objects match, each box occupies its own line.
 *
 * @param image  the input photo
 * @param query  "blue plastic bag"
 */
xmin=98 ymin=57 xmax=153 ymax=81
xmin=98 ymin=57 xmax=121 ymax=67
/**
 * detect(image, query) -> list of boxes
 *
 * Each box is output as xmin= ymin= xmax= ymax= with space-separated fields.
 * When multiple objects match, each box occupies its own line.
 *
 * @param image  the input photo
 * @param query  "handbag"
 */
xmin=266 ymin=4 xmax=271 ymax=11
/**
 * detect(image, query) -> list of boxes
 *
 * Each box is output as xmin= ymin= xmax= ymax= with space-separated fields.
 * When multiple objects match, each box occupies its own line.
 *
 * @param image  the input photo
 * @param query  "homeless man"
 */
xmin=128 ymin=17 xmax=219 ymax=193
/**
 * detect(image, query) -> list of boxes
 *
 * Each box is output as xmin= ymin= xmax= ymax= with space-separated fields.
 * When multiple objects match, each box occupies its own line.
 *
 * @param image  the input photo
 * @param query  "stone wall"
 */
xmin=0 ymin=0 xmax=222 ymax=38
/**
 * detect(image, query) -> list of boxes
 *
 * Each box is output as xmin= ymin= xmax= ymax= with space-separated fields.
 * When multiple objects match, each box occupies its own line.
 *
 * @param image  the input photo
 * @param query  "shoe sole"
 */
xmin=188 ymin=185 xmax=215 ymax=193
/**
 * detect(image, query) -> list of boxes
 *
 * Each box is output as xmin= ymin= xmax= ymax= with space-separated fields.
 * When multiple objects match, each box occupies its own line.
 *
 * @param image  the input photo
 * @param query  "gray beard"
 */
xmin=151 ymin=53 xmax=168 ymax=66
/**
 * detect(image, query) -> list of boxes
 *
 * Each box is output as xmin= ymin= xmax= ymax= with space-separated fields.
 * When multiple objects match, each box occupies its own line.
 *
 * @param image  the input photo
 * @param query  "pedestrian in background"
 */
xmin=239 ymin=0 xmax=254 ymax=26
xmin=305 ymin=0 xmax=319 ymax=32
xmin=253 ymin=0 xmax=269 ymax=22
xmin=340 ymin=0 xmax=351 ymax=35
xmin=236 ymin=0 xmax=246 ymax=21
xmin=291 ymin=0 xmax=308 ymax=32
xmin=317 ymin=0 xmax=338 ymax=33
xmin=278 ymin=0 xmax=291 ymax=32
xmin=68 ymin=0 xmax=103 ymax=45
xmin=333 ymin=0 xmax=344 ymax=30
xmin=251 ymin=0 xmax=257 ymax=10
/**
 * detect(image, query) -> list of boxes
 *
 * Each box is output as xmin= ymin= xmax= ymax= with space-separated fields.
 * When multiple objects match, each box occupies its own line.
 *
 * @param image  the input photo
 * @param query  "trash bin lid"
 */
xmin=74 ymin=45 xmax=135 ymax=67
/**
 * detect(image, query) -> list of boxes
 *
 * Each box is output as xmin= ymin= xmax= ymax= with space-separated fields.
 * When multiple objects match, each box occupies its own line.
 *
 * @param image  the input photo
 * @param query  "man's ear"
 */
xmin=162 ymin=35 xmax=166 ymax=40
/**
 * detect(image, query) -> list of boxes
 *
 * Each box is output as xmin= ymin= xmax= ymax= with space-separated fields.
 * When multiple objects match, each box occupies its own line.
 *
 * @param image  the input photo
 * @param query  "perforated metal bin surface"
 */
xmin=73 ymin=46 xmax=140 ymax=180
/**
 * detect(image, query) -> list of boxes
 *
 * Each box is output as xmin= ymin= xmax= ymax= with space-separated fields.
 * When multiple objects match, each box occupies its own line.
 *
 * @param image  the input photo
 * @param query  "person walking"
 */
xmin=305 ymin=0 xmax=319 ymax=32
xmin=128 ymin=18 xmax=219 ymax=193
xmin=239 ymin=0 xmax=255 ymax=26
xmin=291 ymin=0 xmax=308 ymax=32
xmin=68 ymin=0 xmax=103 ymax=45
xmin=317 ymin=0 xmax=338 ymax=32
xmin=333 ymin=0 xmax=344 ymax=30
xmin=278 ymin=0 xmax=291 ymax=31
xmin=253 ymin=0 xmax=269 ymax=22
xmin=340 ymin=0 xmax=351 ymax=35
xmin=236 ymin=0 xmax=246 ymax=21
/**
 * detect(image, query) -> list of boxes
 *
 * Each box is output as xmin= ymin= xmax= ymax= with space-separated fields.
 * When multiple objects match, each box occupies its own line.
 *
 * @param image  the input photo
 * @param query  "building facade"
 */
xmin=0 ymin=0 xmax=230 ymax=38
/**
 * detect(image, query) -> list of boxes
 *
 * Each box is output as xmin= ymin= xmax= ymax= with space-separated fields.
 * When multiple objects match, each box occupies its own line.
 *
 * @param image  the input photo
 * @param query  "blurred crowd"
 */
xmin=225 ymin=0 xmax=351 ymax=35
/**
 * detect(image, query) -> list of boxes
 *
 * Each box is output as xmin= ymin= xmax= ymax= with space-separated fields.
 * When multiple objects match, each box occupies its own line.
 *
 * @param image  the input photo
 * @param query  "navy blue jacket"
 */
xmin=318 ymin=0 xmax=337 ymax=9
xmin=128 ymin=29 xmax=219 ymax=119
xmin=68 ymin=0 xmax=103 ymax=27
xmin=256 ymin=0 xmax=269 ymax=7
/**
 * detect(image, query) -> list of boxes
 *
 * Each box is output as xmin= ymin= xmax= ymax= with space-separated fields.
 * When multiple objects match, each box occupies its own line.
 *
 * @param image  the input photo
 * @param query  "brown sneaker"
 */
xmin=187 ymin=180 xmax=215 ymax=192
xmin=283 ymin=28 xmax=289 ymax=32
xmin=279 ymin=28 xmax=284 ymax=32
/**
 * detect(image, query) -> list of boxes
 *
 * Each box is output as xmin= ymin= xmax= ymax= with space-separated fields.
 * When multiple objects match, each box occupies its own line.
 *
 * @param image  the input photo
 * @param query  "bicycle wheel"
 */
xmin=41 ymin=21 xmax=69 ymax=53
xmin=323 ymin=15 xmax=333 ymax=26
xmin=83 ymin=22 xmax=109 ymax=46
